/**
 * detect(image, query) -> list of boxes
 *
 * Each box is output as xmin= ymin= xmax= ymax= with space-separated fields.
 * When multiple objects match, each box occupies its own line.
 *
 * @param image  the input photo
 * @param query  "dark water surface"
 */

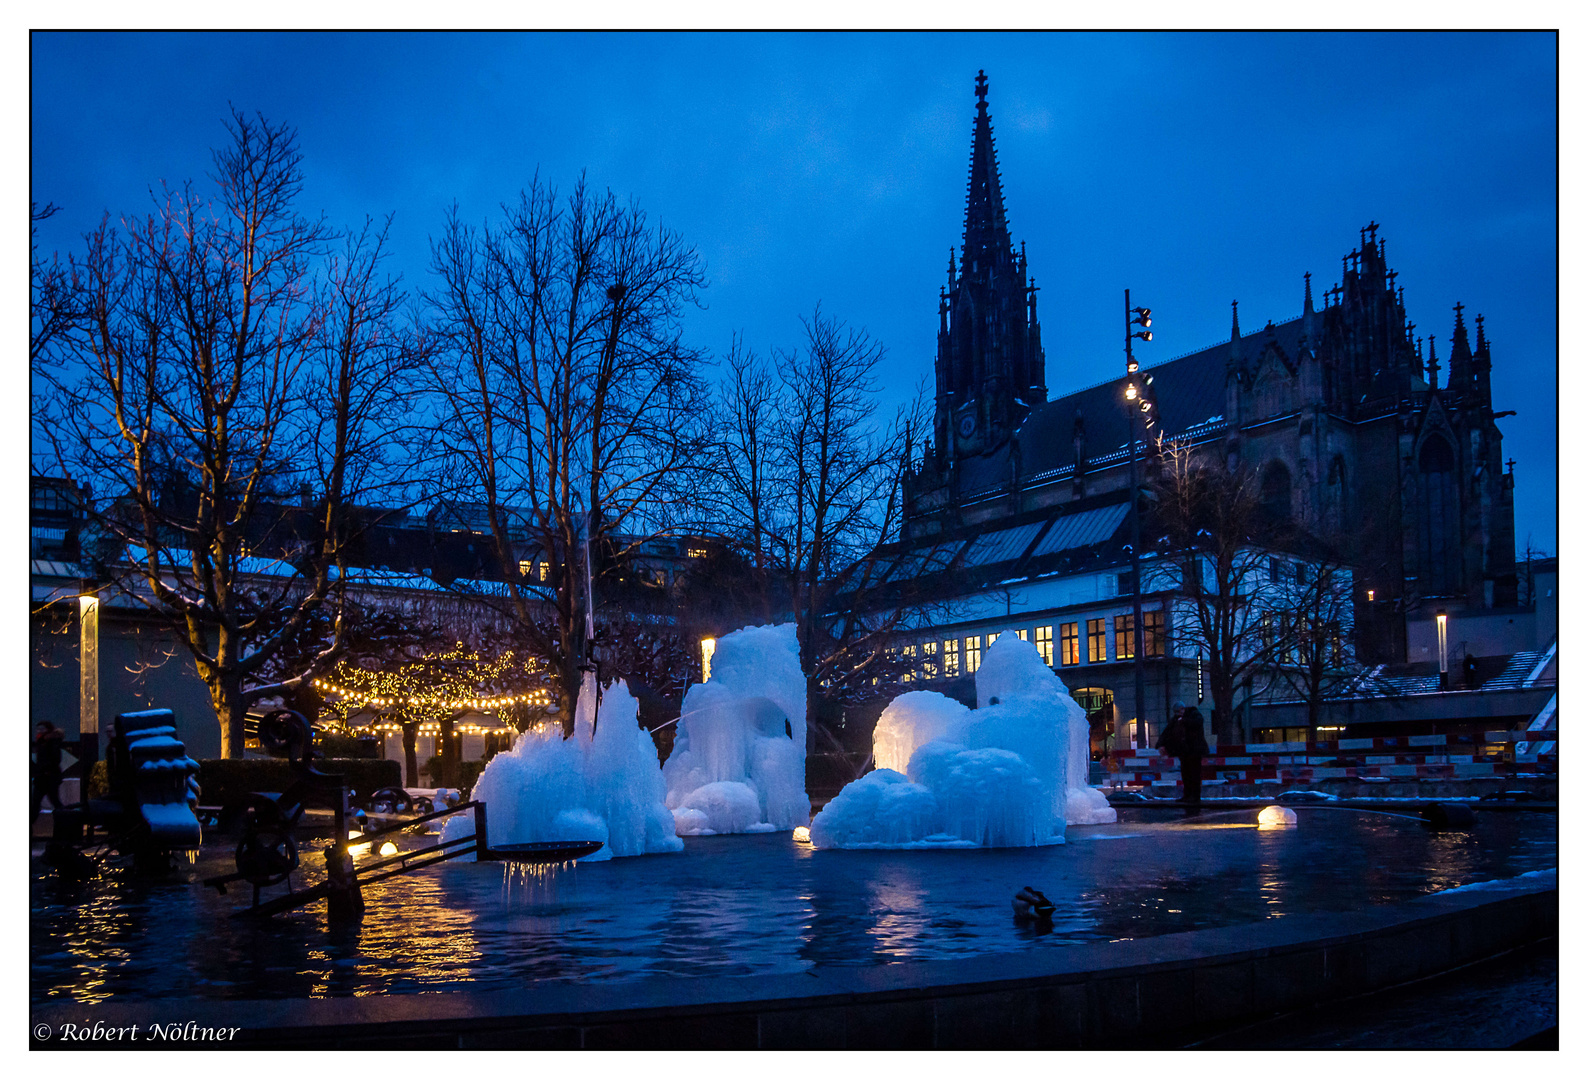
xmin=30 ymin=807 xmax=1556 ymax=1005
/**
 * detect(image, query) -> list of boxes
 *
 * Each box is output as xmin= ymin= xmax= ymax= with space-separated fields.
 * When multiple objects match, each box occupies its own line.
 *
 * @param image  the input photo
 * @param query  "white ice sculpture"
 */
xmin=810 ymin=633 xmax=1114 ymax=850
xmin=663 ymin=623 xmax=810 ymax=835
xmin=441 ymin=676 xmax=682 ymax=862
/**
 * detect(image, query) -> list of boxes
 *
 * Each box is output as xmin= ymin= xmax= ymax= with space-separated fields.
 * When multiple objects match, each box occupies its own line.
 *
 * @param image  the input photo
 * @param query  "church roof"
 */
xmin=952 ymin=314 xmax=1310 ymax=499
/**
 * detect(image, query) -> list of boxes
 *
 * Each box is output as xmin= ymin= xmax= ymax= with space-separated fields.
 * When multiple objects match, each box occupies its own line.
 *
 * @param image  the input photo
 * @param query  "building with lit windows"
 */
xmin=868 ymin=72 xmax=1537 ymax=750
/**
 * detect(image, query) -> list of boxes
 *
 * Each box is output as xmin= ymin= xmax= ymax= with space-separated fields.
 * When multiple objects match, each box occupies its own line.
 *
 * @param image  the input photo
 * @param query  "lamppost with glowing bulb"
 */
xmin=1124 ymin=290 xmax=1153 ymax=748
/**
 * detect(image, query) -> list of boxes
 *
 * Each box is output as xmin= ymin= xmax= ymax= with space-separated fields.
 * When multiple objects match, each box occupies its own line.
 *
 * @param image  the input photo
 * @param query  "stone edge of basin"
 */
xmin=30 ymin=874 xmax=1558 ymax=1050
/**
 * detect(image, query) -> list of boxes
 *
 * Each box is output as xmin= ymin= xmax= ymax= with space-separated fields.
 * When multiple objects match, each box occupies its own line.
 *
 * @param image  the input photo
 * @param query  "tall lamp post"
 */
xmin=1124 ymin=290 xmax=1152 ymax=748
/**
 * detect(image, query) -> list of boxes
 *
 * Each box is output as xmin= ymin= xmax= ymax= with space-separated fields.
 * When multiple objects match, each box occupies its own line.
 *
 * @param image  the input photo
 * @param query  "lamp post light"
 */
xmin=1125 ymin=289 xmax=1153 ymax=748
xmin=1436 ymin=609 xmax=1448 ymax=689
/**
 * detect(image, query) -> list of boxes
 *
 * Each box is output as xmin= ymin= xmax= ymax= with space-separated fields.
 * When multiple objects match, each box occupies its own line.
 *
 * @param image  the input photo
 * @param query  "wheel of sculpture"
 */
xmin=234 ymin=796 xmax=300 ymax=888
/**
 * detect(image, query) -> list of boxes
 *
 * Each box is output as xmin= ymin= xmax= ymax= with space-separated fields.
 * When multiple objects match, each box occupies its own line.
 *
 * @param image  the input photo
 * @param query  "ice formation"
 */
xmin=663 ymin=623 xmax=810 ymax=834
xmin=810 ymin=634 xmax=1113 ymax=850
xmin=441 ymin=676 xmax=682 ymax=861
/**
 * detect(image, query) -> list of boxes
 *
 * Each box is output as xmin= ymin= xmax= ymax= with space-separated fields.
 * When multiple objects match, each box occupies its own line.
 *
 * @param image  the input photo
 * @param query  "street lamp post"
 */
xmin=1124 ymin=289 xmax=1152 ymax=749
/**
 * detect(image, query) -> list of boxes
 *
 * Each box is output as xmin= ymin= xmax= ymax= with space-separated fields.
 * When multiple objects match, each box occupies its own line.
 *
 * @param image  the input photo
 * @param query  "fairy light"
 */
xmin=315 ymin=644 xmax=554 ymax=734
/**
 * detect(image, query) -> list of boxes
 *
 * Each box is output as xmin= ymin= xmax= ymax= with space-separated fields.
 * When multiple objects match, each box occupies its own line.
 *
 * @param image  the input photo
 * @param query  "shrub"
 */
xmin=315 ymin=734 xmax=381 ymax=759
xmin=197 ymin=758 xmax=401 ymax=808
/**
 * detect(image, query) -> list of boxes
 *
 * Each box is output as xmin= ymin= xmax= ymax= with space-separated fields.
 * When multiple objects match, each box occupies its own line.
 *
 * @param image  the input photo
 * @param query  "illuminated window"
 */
xmin=900 ymin=644 xmax=916 ymax=682
xmin=1144 ymin=610 xmax=1165 ymax=657
xmin=1034 ymin=625 xmax=1054 ymax=665
xmin=942 ymin=638 xmax=960 ymax=677
xmin=1015 ymin=628 xmax=1029 ymax=642
xmin=688 ymin=547 xmax=708 ymax=559
xmin=921 ymin=640 xmax=938 ymax=678
xmin=1060 ymin=623 xmax=1079 ymax=666
xmin=1114 ymin=614 xmax=1135 ymax=660
xmin=965 ymin=635 xmax=983 ymax=673
xmin=1086 ymin=619 xmax=1106 ymax=663
xmin=1261 ymin=612 xmax=1275 ymax=651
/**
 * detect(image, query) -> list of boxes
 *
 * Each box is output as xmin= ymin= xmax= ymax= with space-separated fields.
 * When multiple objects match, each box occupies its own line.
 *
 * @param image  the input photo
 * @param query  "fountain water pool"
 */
xmin=29 ymin=806 xmax=1555 ymax=1005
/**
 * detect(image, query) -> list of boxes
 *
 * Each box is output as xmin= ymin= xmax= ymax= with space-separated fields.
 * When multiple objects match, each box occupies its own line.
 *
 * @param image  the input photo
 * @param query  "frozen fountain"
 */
xmin=442 ymin=677 xmax=682 ymax=861
xmin=663 ymin=623 xmax=810 ymax=835
xmin=810 ymin=634 xmax=1114 ymax=849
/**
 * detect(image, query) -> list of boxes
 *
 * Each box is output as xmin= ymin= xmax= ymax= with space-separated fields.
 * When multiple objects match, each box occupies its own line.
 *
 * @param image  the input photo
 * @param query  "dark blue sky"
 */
xmin=30 ymin=31 xmax=1557 ymax=553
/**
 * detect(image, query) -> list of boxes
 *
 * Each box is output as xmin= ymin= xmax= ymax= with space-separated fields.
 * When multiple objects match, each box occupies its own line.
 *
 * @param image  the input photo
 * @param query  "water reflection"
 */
xmin=31 ymin=811 xmax=1556 ymax=1004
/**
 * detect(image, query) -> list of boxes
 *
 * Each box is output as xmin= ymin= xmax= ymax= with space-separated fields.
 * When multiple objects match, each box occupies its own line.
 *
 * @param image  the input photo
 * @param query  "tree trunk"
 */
xmin=440 ymin=715 xmax=457 ymax=788
xmin=403 ymin=722 xmax=419 ymax=787
xmin=207 ymin=670 xmax=248 ymax=760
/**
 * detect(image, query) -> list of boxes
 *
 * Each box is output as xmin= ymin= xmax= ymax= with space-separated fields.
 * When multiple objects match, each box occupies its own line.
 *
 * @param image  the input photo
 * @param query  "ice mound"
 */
xmin=441 ymin=676 xmax=683 ymax=861
xmin=810 ymin=634 xmax=1113 ymax=849
xmin=663 ymin=623 xmax=810 ymax=834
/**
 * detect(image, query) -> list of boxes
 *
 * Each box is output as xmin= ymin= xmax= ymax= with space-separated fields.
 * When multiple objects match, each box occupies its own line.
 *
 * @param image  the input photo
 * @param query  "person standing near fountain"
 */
xmin=31 ymin=721 xmax=66 ymax=823
xmin=1157 ymin=703 xmax=1209 ymax=808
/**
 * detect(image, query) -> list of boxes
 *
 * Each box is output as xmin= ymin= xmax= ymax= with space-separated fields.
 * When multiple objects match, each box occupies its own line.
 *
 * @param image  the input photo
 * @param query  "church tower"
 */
xmin=932 ymin=71 xmax=1046 ymax=465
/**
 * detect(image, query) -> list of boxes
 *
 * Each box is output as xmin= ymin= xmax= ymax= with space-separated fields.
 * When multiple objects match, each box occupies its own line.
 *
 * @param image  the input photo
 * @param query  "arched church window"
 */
xmin=1417 ymin=436 xmax=1458 ymax=595
xmin=1260 ymin=461 xmax=1292 ymax=522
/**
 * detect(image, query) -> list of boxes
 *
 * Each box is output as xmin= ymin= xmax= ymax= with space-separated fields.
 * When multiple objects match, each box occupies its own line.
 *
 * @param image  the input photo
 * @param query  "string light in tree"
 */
xmin=316 ymin=644 xmax=555 ymax=734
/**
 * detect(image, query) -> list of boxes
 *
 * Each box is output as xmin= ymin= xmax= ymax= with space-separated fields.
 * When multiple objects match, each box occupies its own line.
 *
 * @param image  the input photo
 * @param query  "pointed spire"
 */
xmin=1473 ymin=313 xmax=1493 ymax=405
xmin=1228 ymin=299 xmax=1244 ymax=370
xmin=1426 ymin=335 xmax=1440 ymax=388
xmin=1301 ymin=271 xmax=1315 ymax=341
xmin=1449 ymin=300 xmax=1473 ymax=394
xmin=960 ymin=69 xmax=1014 ymax=279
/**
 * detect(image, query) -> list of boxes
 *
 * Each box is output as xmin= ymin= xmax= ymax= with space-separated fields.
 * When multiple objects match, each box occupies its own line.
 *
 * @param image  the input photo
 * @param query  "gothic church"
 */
xmin=899 ymin=72 xmax=1518 ymax=666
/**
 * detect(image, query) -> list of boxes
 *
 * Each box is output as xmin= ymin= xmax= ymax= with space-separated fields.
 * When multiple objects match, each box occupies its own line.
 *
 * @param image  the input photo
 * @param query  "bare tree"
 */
xmin=1147 ymin=441 xmax=1287 ymax=744
xmin=422 ymin=174 xmax=711 ymax=733
xmin=33 ymin=110 xmax=426 ymax=757
xmin=1257 ymin=552 xmax=1358 ymax=739
xmin=706 ymin=307 xmax=936 ymax=773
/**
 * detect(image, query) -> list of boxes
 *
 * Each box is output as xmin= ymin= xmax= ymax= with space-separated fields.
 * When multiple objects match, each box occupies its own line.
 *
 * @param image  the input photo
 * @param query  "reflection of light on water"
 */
xmin=868 ymin=882 xmax=929 ymax=957
xmin=792 ymin=826 xmax=811 ymax=844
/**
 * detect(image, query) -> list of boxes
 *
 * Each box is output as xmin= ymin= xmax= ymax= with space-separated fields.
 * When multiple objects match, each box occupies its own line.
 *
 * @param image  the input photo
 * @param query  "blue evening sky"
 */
xmin=29 ymin=31 xmax=1558 ymax=553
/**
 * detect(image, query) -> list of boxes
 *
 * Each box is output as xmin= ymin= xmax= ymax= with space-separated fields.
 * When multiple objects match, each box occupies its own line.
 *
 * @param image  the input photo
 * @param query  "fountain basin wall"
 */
xmin=31 ymin=874 xmax=1554 ymax=1049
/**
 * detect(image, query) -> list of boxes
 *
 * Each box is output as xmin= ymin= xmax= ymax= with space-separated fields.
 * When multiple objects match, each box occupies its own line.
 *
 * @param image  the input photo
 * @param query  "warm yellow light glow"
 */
xmin=1125 ymin=383 xmax=1138 ymax=400
xmin=379 ymin=842 xmax=398 ymax=856
xmin=792 ymin=826 xmax=812 ymax=844
xmin=701 ymin=637 xmax=716 ymax=682
xmin=1257 ymin=805 xmax=1297 ymax=827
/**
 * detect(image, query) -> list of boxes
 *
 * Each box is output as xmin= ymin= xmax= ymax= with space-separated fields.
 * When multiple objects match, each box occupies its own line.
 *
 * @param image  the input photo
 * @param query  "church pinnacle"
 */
xmin=961 ymin=69 xmax=1015 ymax=281
xmin=931 ymin=71 xmax=1046 ymax=463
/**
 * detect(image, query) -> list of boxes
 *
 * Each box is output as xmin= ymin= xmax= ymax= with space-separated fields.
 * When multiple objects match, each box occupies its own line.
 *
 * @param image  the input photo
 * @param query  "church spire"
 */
xmin=961 ymin=69 xmax=1015 ymax=281
xmin=1473 ymin=312 xmax=1493 ymax=406
xmin=1448 ymin=301 xmax=1473 ymax=397
xmin=932 ymin=70 xmax=1045 ymax=461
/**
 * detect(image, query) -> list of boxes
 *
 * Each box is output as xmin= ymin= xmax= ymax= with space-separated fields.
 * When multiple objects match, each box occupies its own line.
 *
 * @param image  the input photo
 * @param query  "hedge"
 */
xmin=314 ymin=734 xmax=381 ymax=760
xmin=197 ymin=758 xmax=401 ymax=808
